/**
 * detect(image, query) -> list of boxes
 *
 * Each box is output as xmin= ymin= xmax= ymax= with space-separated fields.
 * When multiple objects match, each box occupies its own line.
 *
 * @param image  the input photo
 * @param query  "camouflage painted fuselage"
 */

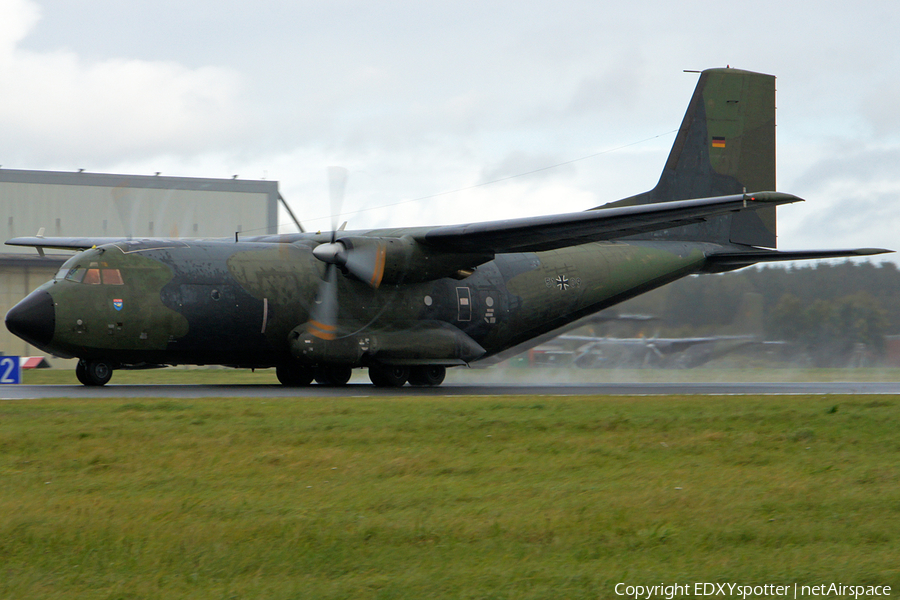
xmin=23 ymin=236 xmax=714 ymax=369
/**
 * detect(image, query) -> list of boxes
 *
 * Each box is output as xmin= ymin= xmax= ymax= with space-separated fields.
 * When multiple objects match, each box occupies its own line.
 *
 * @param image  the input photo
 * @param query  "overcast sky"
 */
xmin=2 ymin=0 xmax=898 ymax=259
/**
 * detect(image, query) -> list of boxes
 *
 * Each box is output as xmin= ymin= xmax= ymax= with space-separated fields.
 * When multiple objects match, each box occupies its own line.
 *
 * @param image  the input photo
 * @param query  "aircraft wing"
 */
xmin=6 ymin=192 xmax=795 ymax=255
xmin=5 ymin=237 xmax=133 ymax=251
xmin=419 ymin=192 xmax=800 ymax=253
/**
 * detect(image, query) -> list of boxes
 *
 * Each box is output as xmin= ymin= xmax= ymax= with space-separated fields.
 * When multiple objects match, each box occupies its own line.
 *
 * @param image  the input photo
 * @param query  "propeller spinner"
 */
xmin=312 ymin=239 xmax=386 ymax=288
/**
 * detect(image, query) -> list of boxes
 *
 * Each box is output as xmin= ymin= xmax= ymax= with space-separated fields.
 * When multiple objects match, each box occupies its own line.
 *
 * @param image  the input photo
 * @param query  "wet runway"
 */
xmin=3 ymin=381 xmax=900 ymax=399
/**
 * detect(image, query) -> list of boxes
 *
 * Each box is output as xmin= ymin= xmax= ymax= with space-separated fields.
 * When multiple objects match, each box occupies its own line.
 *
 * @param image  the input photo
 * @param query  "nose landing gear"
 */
xmin=76 ymin=359 xmax=114 ymax=386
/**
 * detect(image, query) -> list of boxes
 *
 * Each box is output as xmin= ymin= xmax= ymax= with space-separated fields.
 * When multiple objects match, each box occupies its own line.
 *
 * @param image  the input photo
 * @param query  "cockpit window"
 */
xmin=83 ymin=269 xmax=101 ymax=285
xmin=60 ymin=264 xmax=125 ymax=285
xmin=64 ymin=267 xmax=86 ymax=283
xmin=102 ymin=269 xmax=124 ymax=285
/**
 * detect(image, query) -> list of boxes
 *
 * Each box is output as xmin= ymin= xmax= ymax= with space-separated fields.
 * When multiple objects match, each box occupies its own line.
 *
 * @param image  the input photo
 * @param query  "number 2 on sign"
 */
xmin=0 ymin=356 xmax=21 ymax=384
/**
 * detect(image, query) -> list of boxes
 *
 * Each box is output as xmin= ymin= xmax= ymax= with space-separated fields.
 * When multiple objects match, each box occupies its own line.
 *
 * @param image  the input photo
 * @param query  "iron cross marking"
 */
xmin=555 ymin=275 xmax=570 ymax=291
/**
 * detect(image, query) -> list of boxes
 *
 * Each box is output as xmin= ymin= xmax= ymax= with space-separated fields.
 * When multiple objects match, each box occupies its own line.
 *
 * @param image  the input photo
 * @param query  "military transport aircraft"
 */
xmin=5 ymin=67 xmax=891 ymax=387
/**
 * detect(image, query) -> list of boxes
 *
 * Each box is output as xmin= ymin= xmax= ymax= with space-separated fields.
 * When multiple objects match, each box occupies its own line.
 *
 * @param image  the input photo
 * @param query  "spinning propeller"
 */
xmin=306 ymin=167 xmax=387 ymax=341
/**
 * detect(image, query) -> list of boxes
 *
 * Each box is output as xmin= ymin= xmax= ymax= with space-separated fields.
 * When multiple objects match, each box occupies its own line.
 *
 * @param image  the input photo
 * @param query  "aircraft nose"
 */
xmin=5 ymin=289 xmax=56 ymax=349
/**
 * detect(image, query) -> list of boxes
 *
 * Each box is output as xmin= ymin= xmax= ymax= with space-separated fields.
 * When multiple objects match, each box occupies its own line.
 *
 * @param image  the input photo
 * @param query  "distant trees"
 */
xmin=616 ymin=261 xmax=898 ymax=366
xmin=769 ymin=292 xmax=888 ymax=365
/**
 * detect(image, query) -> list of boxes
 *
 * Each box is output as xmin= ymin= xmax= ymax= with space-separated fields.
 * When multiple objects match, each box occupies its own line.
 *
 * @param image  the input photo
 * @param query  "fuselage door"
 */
xmin=456 ymin=287 xmax=472 ymax=322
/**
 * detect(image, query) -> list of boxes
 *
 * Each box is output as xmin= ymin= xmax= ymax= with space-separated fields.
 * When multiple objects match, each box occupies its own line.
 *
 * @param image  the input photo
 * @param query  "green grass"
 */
xmin=1 ymin=395 xmax=898 ymax=598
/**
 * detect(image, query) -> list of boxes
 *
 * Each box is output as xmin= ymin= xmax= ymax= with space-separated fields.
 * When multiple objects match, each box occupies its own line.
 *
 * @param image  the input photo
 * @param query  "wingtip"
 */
xmin=851 ymin=248 xmax=894 ymax=256
xmin=745 ymin=191 xmax=804 ymax=204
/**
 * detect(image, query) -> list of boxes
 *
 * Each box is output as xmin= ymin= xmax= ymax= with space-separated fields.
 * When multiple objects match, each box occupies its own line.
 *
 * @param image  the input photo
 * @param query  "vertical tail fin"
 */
xmin=602 ymin=67 xmax=777 ymax=248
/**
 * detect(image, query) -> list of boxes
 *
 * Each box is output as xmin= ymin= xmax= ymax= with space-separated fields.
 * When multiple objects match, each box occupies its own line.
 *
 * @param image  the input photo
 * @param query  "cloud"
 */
xmin=0 ymin=0 xmax=40 ymax=57
xmin=0 ymin=0 xmax=246 ymax=165
xmin=862 ymin=82 xmax=900 ymax=139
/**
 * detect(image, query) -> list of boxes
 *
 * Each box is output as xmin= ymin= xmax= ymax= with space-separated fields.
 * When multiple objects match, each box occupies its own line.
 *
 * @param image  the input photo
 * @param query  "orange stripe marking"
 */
xmin=308 ymin=320 xmax=337 ymax=340
xmin=371 ymin=246 xmax=386 ymax=288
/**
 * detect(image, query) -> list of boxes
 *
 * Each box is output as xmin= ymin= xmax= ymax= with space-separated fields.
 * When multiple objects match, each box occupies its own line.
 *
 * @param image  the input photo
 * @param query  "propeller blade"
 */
xmin=305 ymin=167 xmax=349 ymax=341
xmin=342 ymin=243 xmax=386 ymax=288
xmin=307 ymin=263 xmax=339 ymax=340
xmin=327 ymin=166 xmax=348 ymax=240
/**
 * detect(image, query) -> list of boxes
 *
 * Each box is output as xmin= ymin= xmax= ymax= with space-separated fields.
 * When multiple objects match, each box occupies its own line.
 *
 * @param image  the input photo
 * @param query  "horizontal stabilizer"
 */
xmin=703 ymin=247 xmax=893 ymax=272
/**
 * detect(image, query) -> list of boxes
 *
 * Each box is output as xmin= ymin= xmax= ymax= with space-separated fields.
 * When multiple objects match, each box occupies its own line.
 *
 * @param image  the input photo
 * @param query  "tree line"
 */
xmin=616 ymin=261 xmax=900 ymax=365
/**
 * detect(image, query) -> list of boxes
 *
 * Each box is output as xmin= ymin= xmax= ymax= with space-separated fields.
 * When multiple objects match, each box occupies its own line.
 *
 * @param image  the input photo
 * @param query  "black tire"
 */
xmin=369 ymin=365 xmax=409 ymax=388
xmin=276 ymin=364 xmax=314 ymax=387
xmin=75 ymin=360 xmax=91 ymax=386
xmin=408 ymin=365 xmax=446 ymax=386
xmin=82 ymin=359 xmax=113 ymax=386
xmin=315 ymin=366 xmax=352 ymax=386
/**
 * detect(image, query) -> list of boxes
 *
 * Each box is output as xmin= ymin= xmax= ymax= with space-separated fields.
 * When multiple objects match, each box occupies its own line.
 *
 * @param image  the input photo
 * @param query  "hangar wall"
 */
xmin=1 ymin=169 xmax=281 ymax=363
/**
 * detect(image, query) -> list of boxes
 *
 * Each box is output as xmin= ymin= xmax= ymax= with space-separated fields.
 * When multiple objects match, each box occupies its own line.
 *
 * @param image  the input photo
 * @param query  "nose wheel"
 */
xmin=76 ymin=359 xmax=114 ymax=386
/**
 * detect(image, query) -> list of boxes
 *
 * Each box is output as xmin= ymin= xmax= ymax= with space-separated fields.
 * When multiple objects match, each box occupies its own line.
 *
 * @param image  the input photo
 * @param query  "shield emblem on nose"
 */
xmin=113 ymin=299 xmax=123 ymax=311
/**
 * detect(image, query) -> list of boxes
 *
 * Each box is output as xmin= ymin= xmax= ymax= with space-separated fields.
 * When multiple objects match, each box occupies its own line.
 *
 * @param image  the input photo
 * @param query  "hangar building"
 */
xmin=1 ymin=169 xmax=280 ymax=362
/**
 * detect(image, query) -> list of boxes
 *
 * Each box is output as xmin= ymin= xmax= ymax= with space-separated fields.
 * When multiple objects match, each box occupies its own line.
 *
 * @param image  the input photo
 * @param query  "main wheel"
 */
xmin=314 ymin=366 xmax=352 ymax=386
xmin=369 ymin=365 xmax=409 ymax=388
xmin=79 ymin=359 xmax=113 ymax=386
xmin=276 ymin=364 xmax=314 ymax=387
xmin=408 ymin=365 xmax=446 ymax=386
xmin=75 ymin=360 xmax=90 ymax=385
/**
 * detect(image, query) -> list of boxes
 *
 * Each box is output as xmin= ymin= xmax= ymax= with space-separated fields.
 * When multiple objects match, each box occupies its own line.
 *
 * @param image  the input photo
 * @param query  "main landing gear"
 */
xmin=408 ymin=365 xmax=446 ymax=386
xmin=369 ymin=365 xmax=446 ymax=388
xmin=276 ymin=364 xmax=352 ymax=387
xmin=276 ymin=363 xmax=447 ymax=388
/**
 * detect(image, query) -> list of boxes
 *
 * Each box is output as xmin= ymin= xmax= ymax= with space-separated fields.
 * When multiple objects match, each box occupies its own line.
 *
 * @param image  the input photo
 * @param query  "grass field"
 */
xmin=1 ymin=394 xmax=898 ymax=599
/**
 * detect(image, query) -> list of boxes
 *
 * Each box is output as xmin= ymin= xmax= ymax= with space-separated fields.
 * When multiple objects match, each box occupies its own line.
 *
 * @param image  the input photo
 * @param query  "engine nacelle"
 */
xmin=320 ymin=235 xmax=492 ymax=287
